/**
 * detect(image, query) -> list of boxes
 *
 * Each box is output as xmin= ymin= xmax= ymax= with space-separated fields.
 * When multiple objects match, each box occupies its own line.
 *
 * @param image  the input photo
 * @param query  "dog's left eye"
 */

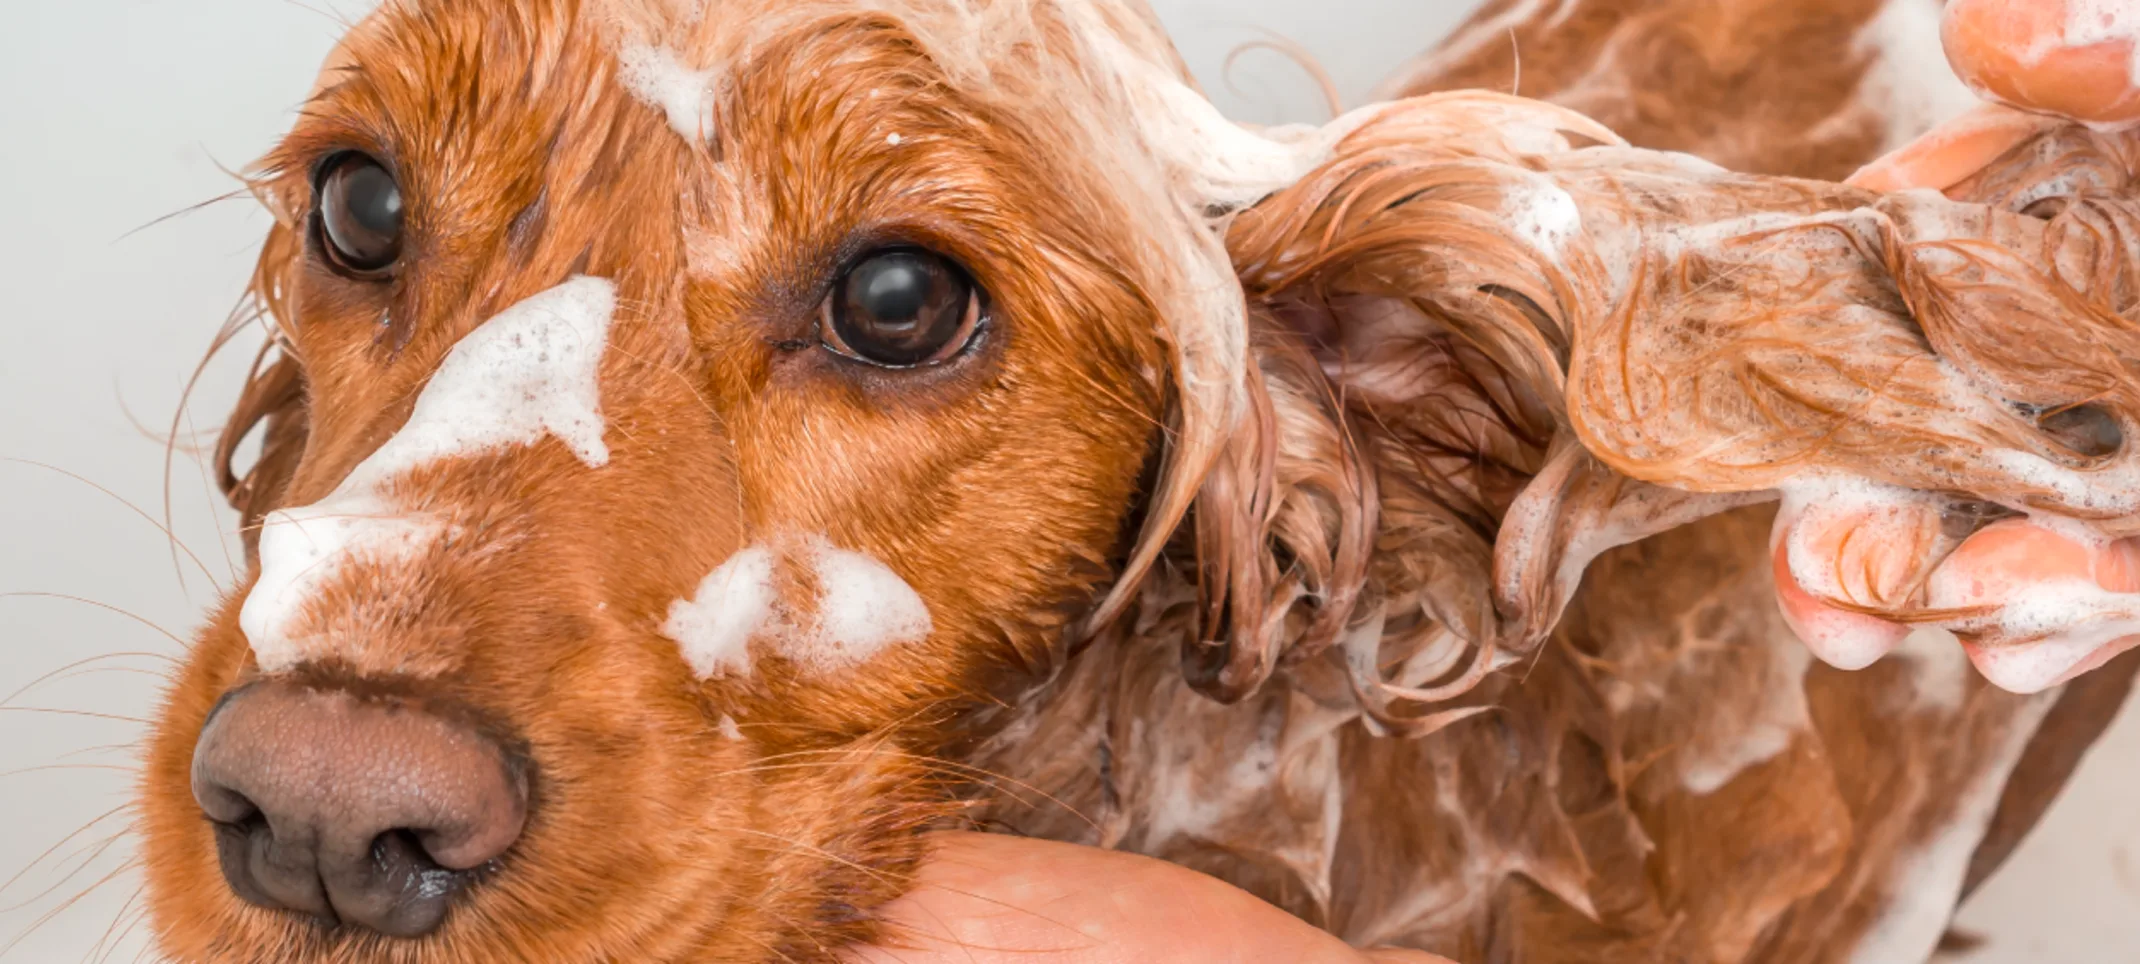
xmin=313 ymin=151 xmax=404 ymax=277
xmin=819 ymin=248 xmax=984 ymax=368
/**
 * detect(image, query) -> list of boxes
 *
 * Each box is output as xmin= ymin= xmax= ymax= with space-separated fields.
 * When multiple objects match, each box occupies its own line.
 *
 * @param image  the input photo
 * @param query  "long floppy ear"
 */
xmin=1125 ymin=94 xmax=1631 ymax=730
xmin=1145 ymin=92 xmax=2140 ymax=729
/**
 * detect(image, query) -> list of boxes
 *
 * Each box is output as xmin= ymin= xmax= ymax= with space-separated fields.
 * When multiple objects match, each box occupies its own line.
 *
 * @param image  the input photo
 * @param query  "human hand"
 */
xmin=1852 ymin=0 xmax=2139 ymax=192
xmin=1776 ymin=0 xmax=2140 ymax=691
xmin=845 ymin=833 xmax=1452 ymax=964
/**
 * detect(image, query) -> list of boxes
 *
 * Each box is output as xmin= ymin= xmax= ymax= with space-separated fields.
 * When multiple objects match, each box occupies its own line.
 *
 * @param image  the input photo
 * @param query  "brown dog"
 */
xmin=137 ymin=0 xmax=2140 ymax=961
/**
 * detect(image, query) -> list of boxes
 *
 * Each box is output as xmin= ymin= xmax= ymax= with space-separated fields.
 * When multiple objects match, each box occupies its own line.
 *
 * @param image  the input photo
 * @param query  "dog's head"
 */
xmin=137 ymin=0 xmax=1461 ymax=958
xmin=135 ymin=0 xmax=2140 ymax=960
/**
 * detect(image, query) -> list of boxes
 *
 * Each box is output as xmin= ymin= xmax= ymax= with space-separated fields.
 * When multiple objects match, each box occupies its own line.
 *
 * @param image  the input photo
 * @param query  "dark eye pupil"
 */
xmin=856 ymin=259 xmax=932 ymax=327
xmin=318 ymin=153 xmax=403 ymax=273
xmin=830 ymin=249 xmax=975 ymax=367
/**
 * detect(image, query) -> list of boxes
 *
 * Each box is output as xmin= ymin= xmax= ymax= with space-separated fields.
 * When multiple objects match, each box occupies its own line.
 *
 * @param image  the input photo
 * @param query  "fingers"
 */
xmin=1845 ymin=102 xmax=2060 ymax=192
xmin=1925 ymin=520 xmax=2140 ymax=692
xmin=1944 ymin=0 xmax=2140 ymax=126
xmin=1365 ymin=951 xmax=1459 ymax=964
xmin=847 ymin=832 xmax=1436 ymax=964
xmin=1769 ymin=488 xmax=1938 ymax=669
xmin=1775 ymin=499 xmax=2140 ymax=692
xmin=1848 ymin=0 xmax=2140 ymax=192
xmin=1828 ymin=2 xmax=2140 ymax=690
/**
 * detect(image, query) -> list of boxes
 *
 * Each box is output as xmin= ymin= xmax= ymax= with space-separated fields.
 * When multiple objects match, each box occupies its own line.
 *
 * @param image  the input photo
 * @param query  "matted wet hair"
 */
xmin=213 ymin=1 xmax=2140 ymax=732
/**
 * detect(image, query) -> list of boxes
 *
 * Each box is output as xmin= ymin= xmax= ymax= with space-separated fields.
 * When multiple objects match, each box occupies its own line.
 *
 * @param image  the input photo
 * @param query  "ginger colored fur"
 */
xmin=138 ymin=0 xmax=2140 ymax=962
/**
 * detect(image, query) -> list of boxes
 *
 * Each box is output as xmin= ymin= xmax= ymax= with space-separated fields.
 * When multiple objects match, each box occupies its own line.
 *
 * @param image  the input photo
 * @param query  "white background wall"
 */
xmin=0 ymin=1 xmax=2131 ymax=960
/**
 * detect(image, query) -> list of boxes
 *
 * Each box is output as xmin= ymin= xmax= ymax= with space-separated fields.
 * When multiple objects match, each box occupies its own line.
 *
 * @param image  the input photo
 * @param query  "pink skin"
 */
xmin=1852 ymin=0 xmax=2140 ymax=192
xmin=1925 ymin=521 xmax=2140 ymax=689
xmin=1786 ymin=0 xmax=2140 ymax=692
xmin=1770 ymin=497 xmax=1931 ymax=671
xmin=848 ymin=833 xmax=1450 ymax=964
xmin=1778 ymin=509 xmax=2140 ymax=692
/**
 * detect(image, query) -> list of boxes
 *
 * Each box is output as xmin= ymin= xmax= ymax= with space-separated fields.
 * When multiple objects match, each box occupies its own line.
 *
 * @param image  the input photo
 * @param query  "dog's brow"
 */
xmin=590 ymin=0 xmax=1392 ymax=631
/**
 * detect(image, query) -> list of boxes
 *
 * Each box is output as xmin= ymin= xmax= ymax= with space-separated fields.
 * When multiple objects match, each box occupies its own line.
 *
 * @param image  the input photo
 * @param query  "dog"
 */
xmin=136 ymin=0 xmax=2140 ymax=960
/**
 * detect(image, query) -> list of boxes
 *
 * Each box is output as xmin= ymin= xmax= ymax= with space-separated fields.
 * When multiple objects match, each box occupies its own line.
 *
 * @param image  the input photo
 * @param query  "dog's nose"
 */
xmin=189 ymin=682 xmax=526 ymax=938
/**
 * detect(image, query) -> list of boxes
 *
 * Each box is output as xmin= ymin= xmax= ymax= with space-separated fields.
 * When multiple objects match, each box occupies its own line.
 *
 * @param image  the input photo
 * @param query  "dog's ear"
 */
xmin=1101 ymin=93 xmax=1752 ymax=731
xmin=1119 ymin=93 xmax=2140 ymax=728
xmin=217 ymin=219 xmax=309 ymax=564
xmin=1090 ymin=95 xmax=1588 ymax=727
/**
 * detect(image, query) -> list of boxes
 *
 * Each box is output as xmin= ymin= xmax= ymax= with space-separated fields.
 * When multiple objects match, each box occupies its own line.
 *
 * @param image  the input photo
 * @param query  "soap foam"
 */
xmin=1891 ymin=627 xmax=1971 ymax=711
xmin=786 ymin=539 xmax=935 ymax=673
xmin=1853 ymin=0 xmax=1981 ymax=152
xmin=1776 ymin=477 xmax=1923 ymax=596
xmin=244 ymin=496 xmax=445 ymax=673
xmin=1680 ymin=634 xmax=1812 ymax=795
xmin=1988 ymin=449 xmax=2140 ymax=515
xmin=2025 ymin=0 xmax=2140 ymax=91
xmin=1503 ymin=174 xmax=1583 ymax=263
xmin=1969 ymin=579 xmax=2140 ymax=693
xmin=661 ymin=535 xmax=934 ymax=680
xmin=1845 ymin=691 xmax=2052 ymax=964
xmin=617 ymin=42 xmax=719 ymax=146
xmin=1779 ymin=599 xmax=1909 ymax=672
xmin=663 ymin=546 xmax=775 ymax=679
xmin=241 ymin=277 xmax=617 ymax=671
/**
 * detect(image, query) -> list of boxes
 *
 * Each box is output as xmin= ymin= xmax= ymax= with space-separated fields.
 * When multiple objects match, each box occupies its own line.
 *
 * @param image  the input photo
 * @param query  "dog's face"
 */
xmin=134 ymin=0 xmax=2140 ymax=958
xmin=136 ymin=1 xmax=1222 ymax=959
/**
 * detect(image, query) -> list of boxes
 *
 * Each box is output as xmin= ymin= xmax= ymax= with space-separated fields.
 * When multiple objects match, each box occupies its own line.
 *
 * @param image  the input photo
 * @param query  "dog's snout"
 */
xmin=188 ymin=682 xmax=527 ymax=938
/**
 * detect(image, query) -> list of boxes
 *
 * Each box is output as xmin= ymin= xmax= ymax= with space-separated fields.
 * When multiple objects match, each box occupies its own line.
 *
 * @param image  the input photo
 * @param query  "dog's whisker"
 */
xmin=1 ymin=653 xmax=177 ymax=710
xmin=164 ymin=290 xmax=273 ymax=597
xmin=0 ymin=827 xmax=134 ymax=915
xmin=0 ymin=594 xmax=191 ymax=652
xmin=0 ymin=856 xmax=140 ymax=961
xmin=0 ymin=461 xmax=220 ymax=590
xmin=0 ymin=708 xmax=151 ymax=727
xmin=180 ymin=407 xmax=241 ymax=588
xmin=83 ymin=884 xmax=145 ymax=964
xmin=0 ymin=764 xmax=136 ymax=782
xmin=53 ymin=743 xmax=150 ymax=764
xmin=0 ymin=808 xmax=133 ymax=898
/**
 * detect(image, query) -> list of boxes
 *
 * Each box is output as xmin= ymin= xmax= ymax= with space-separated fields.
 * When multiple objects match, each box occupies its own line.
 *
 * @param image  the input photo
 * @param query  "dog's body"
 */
xmin=134 ymin=1 xmax=2140 ymax=962
xmin=974 ymin=3 xmax=2140 ymax=960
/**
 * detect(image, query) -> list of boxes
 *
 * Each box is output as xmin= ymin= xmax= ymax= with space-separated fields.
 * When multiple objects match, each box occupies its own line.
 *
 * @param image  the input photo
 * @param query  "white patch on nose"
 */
xmin=240 ymin=276 xmax=618 ymax=672
xmin=661 ymin=536 xmax=933 ymax=680
xmin=245 ymin=497 xmax=443 ymax=672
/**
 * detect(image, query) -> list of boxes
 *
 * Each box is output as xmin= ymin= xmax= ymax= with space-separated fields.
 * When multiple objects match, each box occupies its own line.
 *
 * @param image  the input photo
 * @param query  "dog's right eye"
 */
xmin=819 ymin=248 xmax=984 ymax=368
xmin=313 ymin=152 xmax=404 ymax=277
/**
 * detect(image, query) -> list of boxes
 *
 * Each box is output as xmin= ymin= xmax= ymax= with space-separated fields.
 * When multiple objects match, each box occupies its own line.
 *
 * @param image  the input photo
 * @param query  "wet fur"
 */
xmin=138 ymin=0 xmax=2140 ymax=962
